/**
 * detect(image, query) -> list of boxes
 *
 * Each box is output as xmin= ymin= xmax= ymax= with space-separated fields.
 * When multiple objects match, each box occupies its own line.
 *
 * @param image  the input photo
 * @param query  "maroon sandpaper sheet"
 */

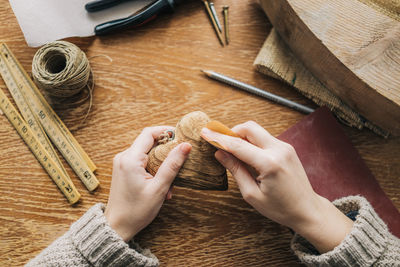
xmin=278 ymin=107 xmax=400 ymax=238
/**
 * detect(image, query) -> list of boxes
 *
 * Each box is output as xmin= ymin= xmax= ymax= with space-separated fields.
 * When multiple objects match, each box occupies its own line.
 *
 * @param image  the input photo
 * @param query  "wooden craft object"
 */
xmin=260 ymin=0 xmax=400 ymax=135
xmin=147 ymin=111 xmax=228 ymax=190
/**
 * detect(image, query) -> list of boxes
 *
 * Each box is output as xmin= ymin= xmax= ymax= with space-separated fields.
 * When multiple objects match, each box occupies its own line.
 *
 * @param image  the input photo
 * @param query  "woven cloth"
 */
xmin=254 ymin=29 xmax=389 ymax=137
xmin=357 ymin=0 xmax=400 ymax=22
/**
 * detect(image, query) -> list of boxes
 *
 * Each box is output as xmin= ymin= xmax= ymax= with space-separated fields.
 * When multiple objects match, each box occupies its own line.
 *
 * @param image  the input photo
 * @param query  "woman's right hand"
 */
xmin=105 ymin=126 xmax=191 ymax=242
xmin=201 ymin=121 xmax=353 ymax=253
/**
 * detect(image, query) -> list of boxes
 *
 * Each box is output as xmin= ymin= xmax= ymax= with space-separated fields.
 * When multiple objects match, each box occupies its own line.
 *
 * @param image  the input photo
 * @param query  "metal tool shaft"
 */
xmin=202 ymin=70 xmax=315 ymax=114
xmin=209 ymin=2 xmax=222 ymax=32
xmin=223 ymin=6 xmax=229 ymax=44
xmin=203 ymin=1 xmax=224 ymax=46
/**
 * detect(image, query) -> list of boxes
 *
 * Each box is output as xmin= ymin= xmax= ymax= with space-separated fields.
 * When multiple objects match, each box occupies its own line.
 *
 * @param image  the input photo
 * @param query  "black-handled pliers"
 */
xmin=85 ymin=0 xmax=176 ymax=35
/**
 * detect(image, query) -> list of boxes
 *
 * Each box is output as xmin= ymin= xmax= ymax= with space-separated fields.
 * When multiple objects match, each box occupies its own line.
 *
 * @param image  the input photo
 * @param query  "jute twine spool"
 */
xmin=32 ymin=41 xmax=92 ymax=98
xmin=32 ymin=41 xmax=94 ymax=129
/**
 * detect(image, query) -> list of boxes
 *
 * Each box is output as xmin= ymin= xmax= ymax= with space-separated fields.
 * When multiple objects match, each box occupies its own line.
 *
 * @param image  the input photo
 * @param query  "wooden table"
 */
xmin=0 ymin=1 xmax=399 ymax=266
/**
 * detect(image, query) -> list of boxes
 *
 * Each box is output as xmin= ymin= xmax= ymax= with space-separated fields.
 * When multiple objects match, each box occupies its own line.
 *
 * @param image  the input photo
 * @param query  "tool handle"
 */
xmin=94 ymin=0 xmax=174 ymax=35
xmin=85 ymin=0 xmax=130 ymax=12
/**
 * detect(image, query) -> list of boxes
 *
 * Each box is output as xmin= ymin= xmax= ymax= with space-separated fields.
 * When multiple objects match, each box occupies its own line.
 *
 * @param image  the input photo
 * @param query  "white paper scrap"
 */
xmin=9 ymin=0 xmax=153 ymax=47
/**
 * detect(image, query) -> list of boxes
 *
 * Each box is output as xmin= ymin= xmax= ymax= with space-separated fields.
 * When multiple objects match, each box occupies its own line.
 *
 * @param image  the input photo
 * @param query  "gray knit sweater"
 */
xmin=26 ymin=196 xmax=399 ymax=266
xmin=26 ymin=204 xmax=159 ymax=267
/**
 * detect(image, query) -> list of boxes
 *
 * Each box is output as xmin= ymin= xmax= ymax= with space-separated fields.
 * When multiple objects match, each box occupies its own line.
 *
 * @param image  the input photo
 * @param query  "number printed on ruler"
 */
xmin=0 ymin=55 xmax=70 ymax=180
xmin=0 ymin=45 xmax=99 ymax=191
xmin=0 ymin=89 xmax=81 ymax=204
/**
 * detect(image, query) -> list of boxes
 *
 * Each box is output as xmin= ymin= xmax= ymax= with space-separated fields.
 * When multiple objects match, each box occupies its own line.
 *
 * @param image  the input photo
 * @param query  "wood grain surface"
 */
xmin=0 ymin=1 xmax=399 ymax=266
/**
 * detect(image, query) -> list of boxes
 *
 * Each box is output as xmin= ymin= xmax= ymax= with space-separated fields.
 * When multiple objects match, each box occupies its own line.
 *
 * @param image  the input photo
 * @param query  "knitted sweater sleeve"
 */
xmin=291 ymin=196 xmax=400 ymax=266
xmin=25 ymin=203 xmax=159 ymax=267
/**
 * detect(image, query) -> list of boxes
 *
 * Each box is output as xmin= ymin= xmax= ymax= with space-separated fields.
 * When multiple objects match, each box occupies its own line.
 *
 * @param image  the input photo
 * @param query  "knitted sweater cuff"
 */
xmin=70 ymin=203 xmax=159 ymax=267
xmin=291 ymin=196 xmax=389 ymax=266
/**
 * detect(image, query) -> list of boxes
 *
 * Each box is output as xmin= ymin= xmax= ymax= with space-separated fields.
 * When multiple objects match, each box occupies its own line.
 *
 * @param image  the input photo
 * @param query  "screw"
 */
xmin=209 ymin=2 xmax=222 ymax=33
xmin=223 ymin=6 xmax=229 ymax=45
xmin=203 ymin=1 xmax=224 ymax=46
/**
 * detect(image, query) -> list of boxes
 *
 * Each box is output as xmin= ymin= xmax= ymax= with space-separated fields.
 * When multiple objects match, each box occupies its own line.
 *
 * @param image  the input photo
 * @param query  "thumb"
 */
xmin=154 ymin=142 xmax=191 ymax=189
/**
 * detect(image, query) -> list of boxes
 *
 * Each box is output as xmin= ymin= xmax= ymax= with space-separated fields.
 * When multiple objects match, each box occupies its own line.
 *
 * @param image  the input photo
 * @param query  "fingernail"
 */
xmin=179 ymin=142 xmax=192 ymax=155
xmin=202 ymin=127 xmax=228 ymax=148
xmin=201 ymin=127 xmax=219 ymax=140
xmin=201 ymin=127 xmax=211 ymax=136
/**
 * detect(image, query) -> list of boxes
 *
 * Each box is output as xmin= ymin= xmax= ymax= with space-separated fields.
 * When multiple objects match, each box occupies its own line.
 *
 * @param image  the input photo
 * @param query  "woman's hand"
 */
xmin=201 ymin=121 xmax=353 ymax=253
xmin=105 ymin=126 xmax=191 ymax=242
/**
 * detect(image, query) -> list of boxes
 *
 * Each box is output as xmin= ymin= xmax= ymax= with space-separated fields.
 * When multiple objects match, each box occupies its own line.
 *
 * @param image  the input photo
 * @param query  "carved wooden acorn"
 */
xmin=146 ymin=111 xmax=228 ymax=190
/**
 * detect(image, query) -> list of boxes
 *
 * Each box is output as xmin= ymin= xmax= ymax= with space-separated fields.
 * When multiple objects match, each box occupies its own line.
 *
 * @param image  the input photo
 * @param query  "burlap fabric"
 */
xmin=254 ymin=29 xmax=389 ymax=137
xmin=358 ymin=0 xmax=400 ymax=22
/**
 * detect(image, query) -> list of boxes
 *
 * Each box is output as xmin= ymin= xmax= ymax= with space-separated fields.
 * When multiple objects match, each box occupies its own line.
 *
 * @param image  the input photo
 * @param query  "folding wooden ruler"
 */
xmin=0 ymin=88 xmax=80 ymax=204
xmin=0 ymin=43 xmax=99 ymax=202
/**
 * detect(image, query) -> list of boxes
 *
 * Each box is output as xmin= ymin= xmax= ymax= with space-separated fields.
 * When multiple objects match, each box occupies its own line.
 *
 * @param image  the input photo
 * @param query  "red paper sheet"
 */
xmin=278 ymin=107 xmax=400 ymax=237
